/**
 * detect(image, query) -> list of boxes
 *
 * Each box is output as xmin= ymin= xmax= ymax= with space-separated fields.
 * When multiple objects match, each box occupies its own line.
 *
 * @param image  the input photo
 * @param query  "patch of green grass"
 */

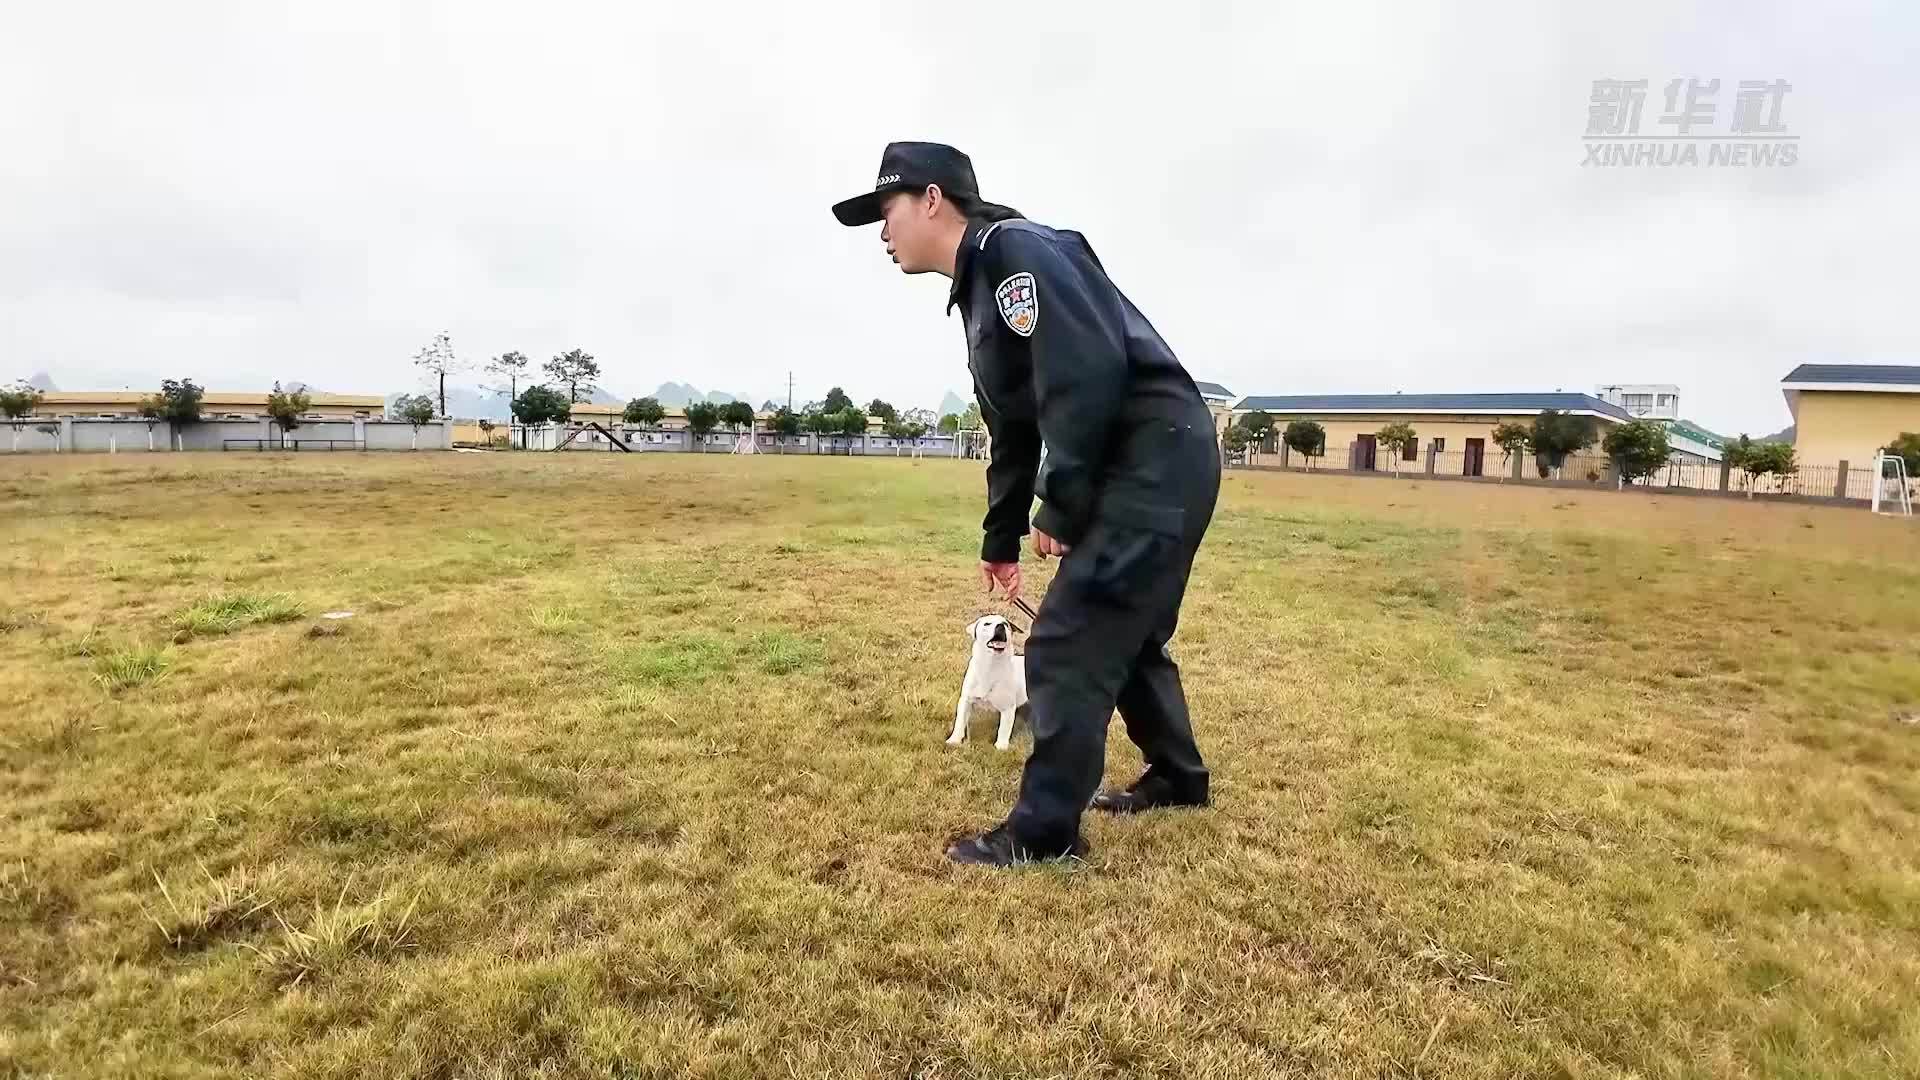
xmin=610 ymin=633 xmax=736 ymax=687
xmin=93 ymin=645 xmax=171 ymax=691
xmin=175 ymin=592 xmax=306 ymax=636
xmin=751 ymin=629 xmax=827 ymax=675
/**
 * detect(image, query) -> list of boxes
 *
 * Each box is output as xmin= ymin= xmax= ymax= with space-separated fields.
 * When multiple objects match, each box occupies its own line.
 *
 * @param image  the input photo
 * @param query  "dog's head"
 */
xmin=967 ymin=614 xmax=1013 ymax=655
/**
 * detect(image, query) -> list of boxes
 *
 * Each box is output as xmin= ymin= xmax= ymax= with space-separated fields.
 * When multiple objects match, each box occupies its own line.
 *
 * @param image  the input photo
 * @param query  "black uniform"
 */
xmin=950 ymin=216 xmax=1220 ymax=856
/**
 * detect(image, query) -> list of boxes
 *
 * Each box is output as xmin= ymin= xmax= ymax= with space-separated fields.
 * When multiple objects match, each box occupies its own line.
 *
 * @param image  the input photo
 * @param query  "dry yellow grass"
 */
xmin=3 ymin=452 xmax=1919 ymax=1078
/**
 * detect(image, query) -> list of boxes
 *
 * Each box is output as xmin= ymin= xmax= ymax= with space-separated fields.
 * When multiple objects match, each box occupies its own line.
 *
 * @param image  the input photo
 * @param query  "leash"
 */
xmin=1004 ymin=594 xmax=1039 ymax=636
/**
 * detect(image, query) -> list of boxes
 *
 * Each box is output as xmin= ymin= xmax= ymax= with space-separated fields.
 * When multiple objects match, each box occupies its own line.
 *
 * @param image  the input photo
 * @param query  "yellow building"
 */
xmin=1780 ymin=364 xmax=1920 ymax=468
xmin=23 ymin=389 xmax=383 ymax=420
xmin=1231 ymin=392 xmax=1632 ymax=476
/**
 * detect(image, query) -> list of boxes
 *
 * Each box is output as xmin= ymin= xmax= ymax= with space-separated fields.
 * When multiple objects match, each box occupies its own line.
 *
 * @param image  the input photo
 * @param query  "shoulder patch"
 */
xmin=995 ymin=272 xmax=1037 ymax=337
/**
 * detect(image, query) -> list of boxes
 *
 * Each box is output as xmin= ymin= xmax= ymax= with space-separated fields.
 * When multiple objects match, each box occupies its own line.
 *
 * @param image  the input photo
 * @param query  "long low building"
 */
xmin=20 ymin=389 xmax=385 ymax=421
xmin=1231 ymin=392 xmax=1634 ymax=475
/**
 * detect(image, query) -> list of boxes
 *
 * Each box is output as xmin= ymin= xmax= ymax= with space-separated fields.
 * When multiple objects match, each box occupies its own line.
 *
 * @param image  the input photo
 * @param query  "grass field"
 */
xmin=4 ymin=452 xmax=1920 ymax=1079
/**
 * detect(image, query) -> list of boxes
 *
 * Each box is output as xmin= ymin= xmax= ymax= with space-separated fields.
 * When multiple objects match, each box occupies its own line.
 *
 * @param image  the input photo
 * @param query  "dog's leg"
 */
xmin=948 ymin=697 xmax=970 ymax=745
xmin=995 ymin=707 xmax=1016 ymax=751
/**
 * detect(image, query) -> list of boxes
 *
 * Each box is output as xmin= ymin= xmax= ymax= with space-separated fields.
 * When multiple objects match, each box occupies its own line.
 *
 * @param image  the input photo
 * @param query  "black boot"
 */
xmin=1089 ymin=770 xmax=1209 ymax=814
xmin=945 ymin=823 xmax=1089 ymax=867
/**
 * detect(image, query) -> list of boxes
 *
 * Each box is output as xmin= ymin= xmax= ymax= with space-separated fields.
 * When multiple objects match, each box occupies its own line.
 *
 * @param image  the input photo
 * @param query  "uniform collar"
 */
xmin=946 ymin=219 xmax=987 ymax=314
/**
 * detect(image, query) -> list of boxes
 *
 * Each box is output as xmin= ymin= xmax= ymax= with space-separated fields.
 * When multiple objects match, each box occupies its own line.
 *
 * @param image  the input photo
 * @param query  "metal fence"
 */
xmin=1229 ymin=438 xmax=1916 ymax=509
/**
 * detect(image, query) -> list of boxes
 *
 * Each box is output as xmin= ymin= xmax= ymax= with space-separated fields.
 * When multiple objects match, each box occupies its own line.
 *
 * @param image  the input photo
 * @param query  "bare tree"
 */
xmin=485 ymin=350 xmax=529 ymax=403
xmin=412 ymin=330 xmax=465 ymax=417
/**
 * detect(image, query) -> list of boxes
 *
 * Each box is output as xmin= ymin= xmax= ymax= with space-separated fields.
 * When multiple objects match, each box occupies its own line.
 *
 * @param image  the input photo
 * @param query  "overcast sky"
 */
xmin=3 ymin=1 xmax=1914 ymax=433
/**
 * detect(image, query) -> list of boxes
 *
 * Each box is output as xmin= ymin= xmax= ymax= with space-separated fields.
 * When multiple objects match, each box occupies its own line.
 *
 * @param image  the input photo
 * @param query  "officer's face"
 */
xmin=877 ymin=190 xmax=938 ymax=274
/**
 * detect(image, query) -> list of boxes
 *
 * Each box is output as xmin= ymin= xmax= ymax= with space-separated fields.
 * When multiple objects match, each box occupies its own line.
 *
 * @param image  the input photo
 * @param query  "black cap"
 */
xmin=831 ymin=141 xmax=979 ymax=226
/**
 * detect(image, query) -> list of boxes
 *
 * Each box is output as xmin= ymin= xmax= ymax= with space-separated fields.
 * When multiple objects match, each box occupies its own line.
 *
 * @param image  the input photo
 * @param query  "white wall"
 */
xmin=0 ymin=417 xmax=451 ymax=453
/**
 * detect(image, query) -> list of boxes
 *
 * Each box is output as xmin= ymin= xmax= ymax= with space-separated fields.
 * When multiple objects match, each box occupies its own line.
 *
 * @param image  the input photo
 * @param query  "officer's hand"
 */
xmin=1031 ymin=528 xmax=1072 ymax=560
xmin=980 ymin=560 xmax=1021 ymax=599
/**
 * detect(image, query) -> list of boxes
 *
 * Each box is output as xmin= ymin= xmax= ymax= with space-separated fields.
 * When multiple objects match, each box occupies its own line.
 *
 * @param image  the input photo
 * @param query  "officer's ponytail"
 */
xmin=947 ymin=190 xmax=1025 ymax=223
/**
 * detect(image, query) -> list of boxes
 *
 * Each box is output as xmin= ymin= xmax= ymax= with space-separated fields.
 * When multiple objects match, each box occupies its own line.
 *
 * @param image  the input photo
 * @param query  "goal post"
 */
xmin=1871 ymin=451 xmax=1913 ymax=518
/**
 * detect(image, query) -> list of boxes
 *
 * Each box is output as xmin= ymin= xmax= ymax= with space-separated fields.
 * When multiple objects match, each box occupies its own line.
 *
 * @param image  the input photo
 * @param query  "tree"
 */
xmin=1491 ymin=421 xmax=1531 ymax=481
xmin=1726 ymin=435 xmax=1796 ymax=497
xmin=1602 ymin=420 xmax=1672 ymax=487
xmin=1 ymin=382 xmax=42 ymax=454
xmin=960 ymin=402 xmax=982 ymax=430
xmin=865 ymin=398 xmax=897 ymax=424
xmin=719 ymin=401 xmax=756 ymax=434
xmin=543 ymin=348 xmax=601 ymax=404
xmin=837 ymin=407 xmax=869 ymax=438
xmin=623 ymin=396 xmax=666 ymax=427
xmin=1222 ymin=425 xmax=1254 ymax=457
xmin=486 ymin=350 xmax=530 ymax=404
xmin=938 ymin=413 xmax=960 ymax=435
xmin=1529 ymin=409 xmax=1597 ymax=479
xmin=411 ymin=330 xmax=463 ymax=417
xmin=822 ymin=387 xmax=853 ymax=413
xmin=477 ymin=418 xmax=497 ymax=447
xmin=685 ymin=401 xmax=720 ymax=452
xmin=1283 ymin=419 xmax=1326 ymax=470
xmin=1881 ymin=432 xmax=1920 ymax=478
xmin=884 ymin=416 xmax=928 ymax=451
xmin=1376 ymin=421 xmax=1418 ymax=475
xmin=1235 ymin=410 xmax=1275 ymax=442
xmin=142 ymin=379 xmax=204 ymax=451
xmin=770 ymin=406 xmax=802 ymax=453
xmin=511 ymin=384 xmax=571 ymax=427
xmin=265 ymin=382 xmax=311 ymax=447
xmin=393 ymin=394 xmax=436 ymax=450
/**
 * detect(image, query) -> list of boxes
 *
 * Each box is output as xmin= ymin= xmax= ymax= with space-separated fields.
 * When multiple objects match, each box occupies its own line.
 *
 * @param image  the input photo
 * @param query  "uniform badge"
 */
xmin=995 ymin=272 xmax=1037 ymax=337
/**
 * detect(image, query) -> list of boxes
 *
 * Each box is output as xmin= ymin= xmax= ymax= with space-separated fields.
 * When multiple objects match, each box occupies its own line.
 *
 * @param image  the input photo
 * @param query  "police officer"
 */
xmin=833 ymin=142 xmax=1220 ymax=867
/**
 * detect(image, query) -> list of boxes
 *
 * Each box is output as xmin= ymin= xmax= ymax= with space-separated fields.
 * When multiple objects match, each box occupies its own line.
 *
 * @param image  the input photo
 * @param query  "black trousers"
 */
xmin=1007 ymin=409 xmax=1221 ymax=853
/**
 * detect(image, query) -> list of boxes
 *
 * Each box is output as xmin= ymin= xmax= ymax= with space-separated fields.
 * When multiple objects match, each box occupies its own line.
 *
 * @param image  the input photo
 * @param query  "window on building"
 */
xmin=1402 ymin=440 xmax=1418 ymax=462
xmin=1623 ymin=394 xmax=1654 ymax=408
xmin=1432 ymin=437 xmax=1445 ymax=453
xmin=1657 ymin=394 xmax=1675 ymax=407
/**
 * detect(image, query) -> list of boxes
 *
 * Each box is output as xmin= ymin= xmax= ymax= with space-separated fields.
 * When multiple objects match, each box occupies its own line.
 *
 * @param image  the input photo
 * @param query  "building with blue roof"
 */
xmin=1780 ymin=364 xmax=1920 ymax=468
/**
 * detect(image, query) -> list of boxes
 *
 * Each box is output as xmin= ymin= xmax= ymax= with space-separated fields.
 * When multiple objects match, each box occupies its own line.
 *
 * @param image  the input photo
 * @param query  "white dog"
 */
xmin=951 ymin=614 xmax=1028 ymax=750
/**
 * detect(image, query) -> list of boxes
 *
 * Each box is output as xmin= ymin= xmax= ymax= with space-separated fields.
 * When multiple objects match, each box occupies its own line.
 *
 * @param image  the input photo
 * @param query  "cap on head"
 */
xmin=832 ymin=141 xmax=979 ymax=226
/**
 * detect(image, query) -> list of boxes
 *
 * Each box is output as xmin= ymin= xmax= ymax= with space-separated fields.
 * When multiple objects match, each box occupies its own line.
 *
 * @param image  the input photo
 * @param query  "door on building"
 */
xmin=1464 ymin=438 xmax=1485 ymax=477
xmin=1355 ymin=434 xmax=1378 ymax=471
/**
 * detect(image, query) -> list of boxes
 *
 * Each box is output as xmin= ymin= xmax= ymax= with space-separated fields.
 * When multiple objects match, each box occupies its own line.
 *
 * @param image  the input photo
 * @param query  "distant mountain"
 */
xmin=937 ymin=390 xmax=968 ymax=418
xmin=26 ymin=372 xmax=57 ymax=392
xmin=1759 ymin=425 xmax=1795 ymax=444
xmin=651 ymin=382 xmax=699 ymax=407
